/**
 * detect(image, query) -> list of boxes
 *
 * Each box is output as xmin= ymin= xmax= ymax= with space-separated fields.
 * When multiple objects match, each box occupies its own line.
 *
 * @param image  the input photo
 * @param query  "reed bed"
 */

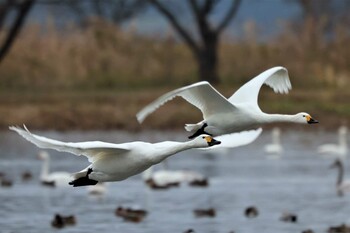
xmin=1 ymin=18 xmax=349 ymax=130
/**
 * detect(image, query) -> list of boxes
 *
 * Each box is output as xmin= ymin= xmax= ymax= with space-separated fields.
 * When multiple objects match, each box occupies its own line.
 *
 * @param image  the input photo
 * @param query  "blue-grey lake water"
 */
xmin=0 ymin=128 xmax=349 ymax=233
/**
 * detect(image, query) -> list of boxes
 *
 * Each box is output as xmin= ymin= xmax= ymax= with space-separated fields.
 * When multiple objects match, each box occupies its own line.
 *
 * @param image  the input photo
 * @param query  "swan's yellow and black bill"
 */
xmin=205 ymin=136 xmax=221 ymax=146
xmin=306 ymin=115 xmax=319 ymax=124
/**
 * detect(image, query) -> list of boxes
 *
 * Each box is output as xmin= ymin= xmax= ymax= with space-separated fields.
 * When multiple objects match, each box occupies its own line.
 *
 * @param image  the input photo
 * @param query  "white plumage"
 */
xmin=264 ymin=127 xmax=283 ymax=155
xmin=137 ymin=67 xmax=318 ymax=141
xmin=9 ymin=125 xmax=220 ymax=187
xmin=37 ymin=151 xmax=72 ymax=187
xmin=142 ymin=164 xmax=206 ymax=188
xmin=318 ymin=126 xmax=348 ymax=158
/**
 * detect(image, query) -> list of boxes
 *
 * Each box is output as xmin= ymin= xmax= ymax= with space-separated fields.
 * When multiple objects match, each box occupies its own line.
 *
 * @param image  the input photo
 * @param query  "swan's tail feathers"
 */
xmin=184 ymin=123 xmax=202 ymax=132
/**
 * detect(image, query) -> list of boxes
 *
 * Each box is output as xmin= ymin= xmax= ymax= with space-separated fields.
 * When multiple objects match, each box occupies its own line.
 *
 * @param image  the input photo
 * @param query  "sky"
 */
xmin=27 ymin=0 xmax=301 ymax=39
xmin=133 ymin=0 xmax=300 ymax=38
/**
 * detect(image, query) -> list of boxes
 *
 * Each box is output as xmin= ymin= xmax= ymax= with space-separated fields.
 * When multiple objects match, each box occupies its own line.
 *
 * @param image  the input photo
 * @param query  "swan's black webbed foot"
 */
xmin=69 ymin=168 xmax=98 ymax=187
xmin=188 ymin=123 xmax=212 ymax=139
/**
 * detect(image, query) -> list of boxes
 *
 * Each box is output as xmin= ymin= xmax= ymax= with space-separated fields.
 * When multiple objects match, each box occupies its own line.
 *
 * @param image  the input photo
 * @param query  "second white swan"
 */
xmin=137 ymin=67 xmax=318 ymax=139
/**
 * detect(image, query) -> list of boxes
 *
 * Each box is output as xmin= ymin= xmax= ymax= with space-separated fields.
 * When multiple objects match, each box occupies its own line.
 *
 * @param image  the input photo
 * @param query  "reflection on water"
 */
xmin=0 ymin=129 xmax=349 ymax=233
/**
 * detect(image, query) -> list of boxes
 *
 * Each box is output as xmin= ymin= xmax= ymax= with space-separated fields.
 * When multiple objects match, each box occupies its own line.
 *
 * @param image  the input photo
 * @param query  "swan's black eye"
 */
xmin=302 ymin=115 xmax=305 ymax=117
xmin=202 ymin=136 xmax=205 ymax=139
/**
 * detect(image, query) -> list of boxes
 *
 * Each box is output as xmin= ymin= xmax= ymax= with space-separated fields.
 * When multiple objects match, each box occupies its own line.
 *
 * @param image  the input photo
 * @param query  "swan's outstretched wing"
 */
xmin=228 ymin=67 xmax=291 ymax=107
xmin=9 ymin=126 xmax=130 ymax=163
xmin=200 ymin=128 xmax=263 ymax=150
xmin=137 ymin=81 xmax=237 ymax=123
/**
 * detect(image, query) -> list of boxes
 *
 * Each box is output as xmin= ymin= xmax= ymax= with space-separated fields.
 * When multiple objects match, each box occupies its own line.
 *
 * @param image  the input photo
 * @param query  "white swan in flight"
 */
xmin=318 ymin=126 xmax=347 ymax=158
xmin=137 ymin=67 xmax=318 ymax=139
xmin=9 ymin=125 xmax=221 ymax=187
xmin=37 ymin=151 xmax=72 ymax=187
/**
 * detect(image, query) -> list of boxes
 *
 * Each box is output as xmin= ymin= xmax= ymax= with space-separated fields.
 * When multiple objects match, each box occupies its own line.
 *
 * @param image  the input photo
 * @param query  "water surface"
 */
xmin=0 ymin=129 xmax=349 ymax=233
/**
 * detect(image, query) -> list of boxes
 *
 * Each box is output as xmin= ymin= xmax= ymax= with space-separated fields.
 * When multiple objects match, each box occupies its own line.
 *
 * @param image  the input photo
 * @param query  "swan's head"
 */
xmin=295 ymin=112 xmax=319 ymax=124
xmin=193 ymin=134 xmax=221 ymax=147
xmin=37 ymin=151 xmax=49 ymax=160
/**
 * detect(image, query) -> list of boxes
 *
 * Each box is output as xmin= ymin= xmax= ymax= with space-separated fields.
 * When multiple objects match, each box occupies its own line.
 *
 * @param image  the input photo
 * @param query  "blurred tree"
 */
xmin=148 ymin=0 xmax=242 ymax=84
xmin=0 ymin=0 xmax=35 ymax=63
xmin=54 ymin=0 xmax=147 ymax=26
xmin=288 ymin=0 xmax=350 ymax=37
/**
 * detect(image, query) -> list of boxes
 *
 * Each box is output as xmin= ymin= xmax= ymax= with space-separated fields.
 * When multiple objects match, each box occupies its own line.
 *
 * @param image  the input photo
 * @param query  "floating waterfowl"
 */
xmin=143 ymin=165 xmax=208 ymax=189
xmin=37 ymin=151 xmax=71 ymax=187
xmin=183 ymin=229 xmax=195 ymax=233
xmin=10 ymin=125 xmax=220 ymax=187
xmin=0 ymin=178 xmax=13 ymax=187
xmin=328 ymin=223 xmax=350 ymax=233
xmin=115 ymin=206 xmax=148 ymax=223
xmin=137 ymin=67 xmax=318 ymax=142
xmin=302 ymin=229 xmax=315 ymax=233
xmin=189 ymin=178 xmax=208 ymax=187
xmin=51 ymin=214 xmax=76 ymax=229
xmin=330 ymin=159 xmax=350 ymax=196
xmin=21 ymin=171 xmax=33 ymax=181
xmin=318 ymin=126 xmax=348 ymax=159
xmin=280 ymin=212 xmax=297 ymax=223
xmin=193 ymin=208 xmax=216 ymax=218
xmin=245 ymin=206 xmax=259 ymax=218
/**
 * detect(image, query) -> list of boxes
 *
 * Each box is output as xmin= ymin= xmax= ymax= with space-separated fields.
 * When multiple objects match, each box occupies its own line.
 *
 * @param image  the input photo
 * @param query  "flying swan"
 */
xmin=137 ymin=67 xmax=318 ymax=139
xmin=9 ymin=125 xmax=221 ymax=187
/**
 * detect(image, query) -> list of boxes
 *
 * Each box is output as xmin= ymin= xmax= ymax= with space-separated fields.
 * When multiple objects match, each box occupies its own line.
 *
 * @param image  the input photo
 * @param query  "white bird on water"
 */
xmin=142 ymin=163 xmax=207 ymax=188
xmin=137 ymin=67 xmax=318 ymax=141
xmin=318 ymin=126 xmax=348 ymax=159
xmin=264 ymin=127 xmax=283 ymax=156
xmin=9 ymin=125 xmax=221 ymax=187
xmin=37 ymin=150 xmax=72 ymax=187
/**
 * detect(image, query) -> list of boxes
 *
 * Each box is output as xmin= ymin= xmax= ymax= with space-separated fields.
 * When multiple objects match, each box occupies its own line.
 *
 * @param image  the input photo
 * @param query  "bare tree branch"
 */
xmin=148 ymin=0 xmax=199 ymax=53
xmin=215 ymin=0 xmax=241 ymax=34
xmin=0 ymin=0 xmax=15 ymax=31
xmin=0 ymin=0 xmax=35 ymax=63
xmin=188 ymin=0 xmax=214 ymax=46
xmin=202 ymin=0 xmax=217 ymax=15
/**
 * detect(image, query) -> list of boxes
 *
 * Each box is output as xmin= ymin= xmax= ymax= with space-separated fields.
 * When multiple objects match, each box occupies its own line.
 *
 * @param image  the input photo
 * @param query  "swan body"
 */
xmin=264 ymin=127 xmax=283 ymax=155
xmin=318 ymin=126 xmax=348 ymax=158
xmin=330 ymin=159 xmax=350 ymax=196
xmin=143 ymin=165 xmax=206 ymax=188
xmin=9 ymin=125 xmax=220 ymax=186
xmin=37 ymin=151 xmax=72 ymax=187
xmin=137 ymin=67 xmax=318 ymax=139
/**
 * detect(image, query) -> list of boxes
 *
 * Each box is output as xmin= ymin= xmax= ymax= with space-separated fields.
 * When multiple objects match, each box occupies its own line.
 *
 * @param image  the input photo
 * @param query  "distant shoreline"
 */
xmin=1 ymin=88 xmax=348 ymax=131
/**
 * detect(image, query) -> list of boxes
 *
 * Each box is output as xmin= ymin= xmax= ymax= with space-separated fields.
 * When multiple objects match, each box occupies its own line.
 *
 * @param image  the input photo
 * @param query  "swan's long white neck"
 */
xmin=40 ymin=156 xmax=49 ymax=179
xmin=272 ymin=128 xmax=280 ymax=144
xmin=151 ymin=140 xmax=201 ymax=163
xmin=339 ymin=131 xmax=347 ymax=147
xmin=262 ymin=113 xmax=298 ymax=124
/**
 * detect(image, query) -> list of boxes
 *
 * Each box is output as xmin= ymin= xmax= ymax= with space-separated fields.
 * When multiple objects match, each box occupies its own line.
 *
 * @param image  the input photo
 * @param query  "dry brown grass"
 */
xmin=1 ymin=18 xmax=349 ymax=130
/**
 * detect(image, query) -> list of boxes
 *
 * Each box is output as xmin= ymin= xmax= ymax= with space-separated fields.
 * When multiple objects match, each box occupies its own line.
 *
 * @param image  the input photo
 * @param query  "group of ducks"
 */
xmin=9 ymin=66 xmax=319 ymax=188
